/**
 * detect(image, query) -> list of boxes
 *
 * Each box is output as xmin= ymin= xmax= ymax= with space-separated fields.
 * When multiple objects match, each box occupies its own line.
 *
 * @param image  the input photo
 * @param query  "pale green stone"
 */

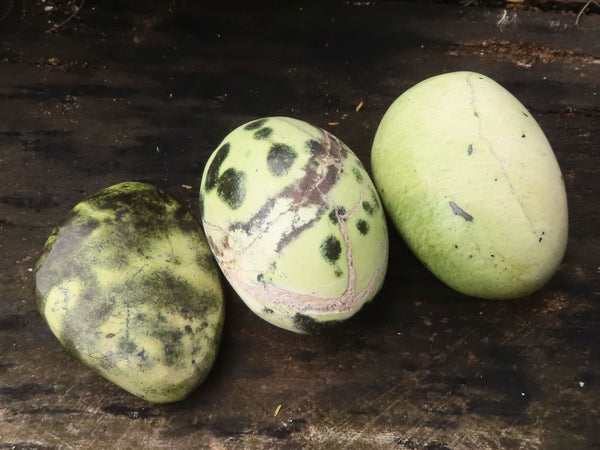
xmin=372 ymin=71 xmax=568 ymax=299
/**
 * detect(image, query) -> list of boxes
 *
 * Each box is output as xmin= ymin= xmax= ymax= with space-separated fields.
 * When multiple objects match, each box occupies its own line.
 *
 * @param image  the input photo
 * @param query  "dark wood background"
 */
xmin=1 ymin=1 xmax=598 ymax=448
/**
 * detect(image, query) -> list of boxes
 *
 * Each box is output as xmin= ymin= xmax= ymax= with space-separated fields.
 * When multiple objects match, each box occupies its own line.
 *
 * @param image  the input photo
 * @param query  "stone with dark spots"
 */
xmin=244 ymin=118 xmax=268 ymax=130
xmin=356 ymin=219 xmax=369 ymax=235
xmin=267 ymin=143 xmax=297 ymax=176
xmin=217 ymin=168 xmax=246 ymax=209
xmin=253 ymin=127 xmax=273 ymax=140
xmin=320 ymin=235 xmax=342 ymax=264
xmin=205 ymin=143 xmax=230 ymax=192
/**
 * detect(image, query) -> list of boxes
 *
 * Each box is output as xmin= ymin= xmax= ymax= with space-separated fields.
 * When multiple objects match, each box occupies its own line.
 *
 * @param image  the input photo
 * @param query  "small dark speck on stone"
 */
xmin=449 ymin=201 xmax=473 ymax=222
xmin=263 ymin=307 xmax=274 ymax=314
xmin=522 ymin=111 xmax=529 ymax=117
xmin=522 ymin=134 xmax=526 ymax=138
xmin=185 ymin=325 xmax=192 ymax=333
xmin=468 ymin=144 xmax=473 ymax=155
xmin=356 ymin=219 xmax=369 ymax=235
xmin=490 ymin=254 xmax=495 ymax=258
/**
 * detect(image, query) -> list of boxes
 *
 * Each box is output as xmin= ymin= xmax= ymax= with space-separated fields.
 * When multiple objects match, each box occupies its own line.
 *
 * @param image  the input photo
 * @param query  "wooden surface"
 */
xmin=1 ymin=1 xmax=599 ymax=448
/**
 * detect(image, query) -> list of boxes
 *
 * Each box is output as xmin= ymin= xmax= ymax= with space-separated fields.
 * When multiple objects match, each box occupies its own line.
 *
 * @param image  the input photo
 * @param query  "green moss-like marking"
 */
xmin=356 ymin=219 xmax=369 ymax=235
xmin=320 ymin=235 xmax=342 ymax=264
xmin=35 ymin=182 xmax=225 ymax=403
xmin=267 ymin=143 xmax=297 ymax=176
xmin=205 ymin=143 xmax=230 ymax=192
xmin=217 ymin=168 xmax=246 ymax=209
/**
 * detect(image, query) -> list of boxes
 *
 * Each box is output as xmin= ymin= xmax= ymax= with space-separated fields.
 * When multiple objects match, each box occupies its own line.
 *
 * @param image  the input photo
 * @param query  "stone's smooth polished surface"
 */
xmin=372 ymin=72 xmax=568 ymax=299
xmin=35 ymin=182 xmax=224 ymax=403
xmin=200 ymin=117 xmax=388 ymax=333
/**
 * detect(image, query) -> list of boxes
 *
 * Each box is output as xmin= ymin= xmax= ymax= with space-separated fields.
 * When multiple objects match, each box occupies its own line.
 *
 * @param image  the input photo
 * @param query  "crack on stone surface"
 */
xmin=465 ymin=73 xmax=536 ymax=234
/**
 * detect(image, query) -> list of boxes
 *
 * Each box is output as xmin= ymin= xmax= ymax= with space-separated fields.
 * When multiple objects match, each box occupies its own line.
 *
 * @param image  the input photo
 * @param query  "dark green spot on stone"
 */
xmin=254 ymin=127 xmax=273 ymax=140
xmin=267 ymin=143 xmax=297 ymax=176
xmin=328 ymin=206 xmax=346 ymax=224
xmin=356 ymin=219 xmax=369 ymax=235
xmin=334 ymin=268 xmax=343 ymax=278
xmin=306 ymin=139 xmax=323 ymax=156
xmin=217 ymin=168 xmax=246 ymax=209
xmin=320 ymin=235 xmax=341 ymax=264
xmin=362 ymin=201 xmax=374 ymax=216
xmin=244 ymin=119 xmax=268 ymax=130
xmin=205 ymin=143 xmax=230 ymax=192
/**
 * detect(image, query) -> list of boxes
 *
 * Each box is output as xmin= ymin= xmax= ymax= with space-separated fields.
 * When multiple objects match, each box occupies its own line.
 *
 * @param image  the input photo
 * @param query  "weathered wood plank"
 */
xmin=1 ymin=1 xmax=598 ymax=448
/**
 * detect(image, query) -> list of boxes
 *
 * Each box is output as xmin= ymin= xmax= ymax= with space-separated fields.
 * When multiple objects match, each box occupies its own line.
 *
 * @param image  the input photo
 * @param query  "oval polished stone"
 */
xmin=200 ymin=117 xmax=388 ymax=333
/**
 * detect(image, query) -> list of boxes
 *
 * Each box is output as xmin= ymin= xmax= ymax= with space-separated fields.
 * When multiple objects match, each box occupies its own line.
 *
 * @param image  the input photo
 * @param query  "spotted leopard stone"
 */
xmin=200 ymin=117 xmax=388 ymax=333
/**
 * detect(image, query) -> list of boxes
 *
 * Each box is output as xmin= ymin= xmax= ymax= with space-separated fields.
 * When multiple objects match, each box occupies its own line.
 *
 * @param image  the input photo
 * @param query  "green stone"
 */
xmin=200 ymin=117 xmax=389 ymax=333
xmin=35 ymin=182 xmax=224 ymax=403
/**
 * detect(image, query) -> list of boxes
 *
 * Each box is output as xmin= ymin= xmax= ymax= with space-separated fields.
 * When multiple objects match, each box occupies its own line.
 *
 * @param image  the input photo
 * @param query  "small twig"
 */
xmin=45 ymin=0 xmax=86 ymax=34
xmin=0 ymin=0 xmax=15 ymax=25
xmin=575 ymin=0 xmax=600 ymax=26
